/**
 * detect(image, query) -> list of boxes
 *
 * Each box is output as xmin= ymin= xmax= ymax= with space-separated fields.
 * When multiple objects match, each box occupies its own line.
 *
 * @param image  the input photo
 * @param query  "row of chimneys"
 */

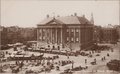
xmin=46 ymin=13 xmax=85 ymax=18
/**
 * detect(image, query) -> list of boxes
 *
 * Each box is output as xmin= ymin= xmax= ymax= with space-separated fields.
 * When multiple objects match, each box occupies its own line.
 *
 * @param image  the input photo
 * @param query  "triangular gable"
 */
xmin=39 ymin=17 xmax=53 ymax=25
xmin=49 ymin=21 xmax=58 ymax=25
xmin=46 ymin=18 xmax=64 ymax=25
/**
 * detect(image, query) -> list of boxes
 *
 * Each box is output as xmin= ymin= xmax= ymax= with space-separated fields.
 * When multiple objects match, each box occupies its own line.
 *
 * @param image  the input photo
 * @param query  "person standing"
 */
xmin=107 ymin=53 xmax=109 ymax=57
xmin=94 ymin=58 xmax=96 ymax=62
xmin=85 ymin=59 xmax=87 ymax=64
xmin=101 ymin=58 xmax=103 ymax=61
xmin=71 ymin=61 xmax=74 ymax=69
xmin=103 ymin=56 xmax=106 ymax=60
xmin=67 ymin=55 xmax=69 ymax=59
xmin=94 ymin=58 xmax=96 ymax=64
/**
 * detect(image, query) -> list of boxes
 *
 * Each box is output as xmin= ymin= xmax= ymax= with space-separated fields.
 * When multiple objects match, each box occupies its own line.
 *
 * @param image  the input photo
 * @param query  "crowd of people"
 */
xmin=0 ymin=43 xmax=115 ymax=74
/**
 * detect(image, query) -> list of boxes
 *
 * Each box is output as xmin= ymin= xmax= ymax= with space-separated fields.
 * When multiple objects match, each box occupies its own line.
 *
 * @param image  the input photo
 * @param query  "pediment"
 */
xmin=46 ymin=18 xmax=64 ymax=26
xmin=49 ymin=21 xmax=58 ymax=25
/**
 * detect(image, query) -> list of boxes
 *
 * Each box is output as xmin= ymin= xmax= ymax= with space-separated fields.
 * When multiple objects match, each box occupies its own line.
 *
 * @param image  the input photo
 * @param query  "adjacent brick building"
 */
xmin=101 ymin=27 xmax=118 ymax=44
xmin=93 ymin=25 xmax=119 ymax=44
xmin=115 ymin=25 xmax=120 ymax=42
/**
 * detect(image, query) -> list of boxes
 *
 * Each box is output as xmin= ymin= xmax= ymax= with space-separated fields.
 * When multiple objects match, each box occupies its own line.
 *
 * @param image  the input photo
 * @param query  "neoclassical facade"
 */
xmin=37 ymin=15 xmax=94 ymax=51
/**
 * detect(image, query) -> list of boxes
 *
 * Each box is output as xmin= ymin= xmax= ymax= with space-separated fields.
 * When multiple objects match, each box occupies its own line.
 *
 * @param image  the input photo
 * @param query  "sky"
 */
xmin=1 ymin=0 xmax=119 ymax=27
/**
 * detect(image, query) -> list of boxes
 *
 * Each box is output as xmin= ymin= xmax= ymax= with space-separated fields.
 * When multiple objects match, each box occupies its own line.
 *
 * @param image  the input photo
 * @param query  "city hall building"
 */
xmin=37 ymin=14 xmax=94 ymax=51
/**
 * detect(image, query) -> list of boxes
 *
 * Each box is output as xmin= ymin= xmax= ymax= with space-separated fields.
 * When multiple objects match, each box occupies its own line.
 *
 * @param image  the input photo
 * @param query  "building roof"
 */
xmin=38 ymin=16 xmax=91 ymax=25
xmin=0 ymin=26 xmax=3 ymax=31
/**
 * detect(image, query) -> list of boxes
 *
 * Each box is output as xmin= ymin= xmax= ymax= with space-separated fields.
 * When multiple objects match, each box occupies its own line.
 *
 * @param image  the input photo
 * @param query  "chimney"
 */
xmin=46 ymin=14 xmax=49 ymax=18
xmin=74 ymin=13 xmax=77 ymax=16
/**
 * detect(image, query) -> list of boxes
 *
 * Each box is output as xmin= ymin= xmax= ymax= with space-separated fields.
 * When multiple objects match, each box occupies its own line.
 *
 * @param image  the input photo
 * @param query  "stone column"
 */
xmin=49 ymin=28 xmax=50 ymax=43
xmin=53 ymin=28 xmax=55 ymax=44
xmin=51 ymin=28 xmax=53 ymax=43
xmin=61 ymin=28 xmax=62 ymax=44
xmin=46 ymin=28 xmax=48 ymax=43
xmin=56 ymin=28 xmax=57 ymax=44
xmin=58 ymin=28 xmax=60 ymax=44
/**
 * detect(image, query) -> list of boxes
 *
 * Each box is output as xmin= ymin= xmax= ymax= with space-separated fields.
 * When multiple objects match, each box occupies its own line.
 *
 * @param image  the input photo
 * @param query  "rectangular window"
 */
xmin=43 ymin=29 xmax=45 ymax=32
xmin=39 ymin=29 xmax=42 ymax=36
xmin=76 ymin=38 xmax=79 ymax=41
xmin=71 ymin=37 xmax=73 ymax=41
xmin=76 ymin=29 xmax=79 ymax=32
xmin=67 ymin=37 xmax=69 ymax=41
xmin=67 ymin=29 xmax=69 ymax=32
xmin=39 ymin=29 xmax=41 ymax=33
xmin=39 ymin=37 xmax=42 ymax=39
xmin=43 ymin=36 xmax=45 ymax=39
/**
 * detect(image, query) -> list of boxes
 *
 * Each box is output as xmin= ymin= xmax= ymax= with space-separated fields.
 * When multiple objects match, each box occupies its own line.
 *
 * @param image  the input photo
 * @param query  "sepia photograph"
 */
xmin=0 ymin=0 xmax=120 ymax=74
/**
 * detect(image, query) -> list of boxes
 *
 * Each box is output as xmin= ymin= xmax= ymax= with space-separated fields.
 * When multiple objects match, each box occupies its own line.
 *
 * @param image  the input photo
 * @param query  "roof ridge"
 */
xmin=77 ymin=16 xmax=91 ymax=24
xmin=38 ymin=15 xmax=91 ymax=25
xmin=55 ymin=18 xmax=65 ymax=24
xmin=76 ymin=16 xmax=81 ymax=24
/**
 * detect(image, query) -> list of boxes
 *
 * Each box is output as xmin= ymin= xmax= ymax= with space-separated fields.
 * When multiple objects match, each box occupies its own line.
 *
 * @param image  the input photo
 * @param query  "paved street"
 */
xmin=0 ymin=42 xmax=120 ymax=74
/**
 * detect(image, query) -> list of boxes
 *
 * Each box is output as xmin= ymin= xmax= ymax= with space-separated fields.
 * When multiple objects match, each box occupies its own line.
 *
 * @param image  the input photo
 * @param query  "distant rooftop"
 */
xmin=103 ymin=24 xmax=114 ymax=28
